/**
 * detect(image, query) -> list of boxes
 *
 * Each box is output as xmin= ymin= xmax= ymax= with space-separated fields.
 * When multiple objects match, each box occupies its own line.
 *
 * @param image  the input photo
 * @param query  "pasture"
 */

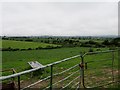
xmin=2 ymin=47 xmax=110 ymax=73
xmin=1 ymin=47 xmax=119 ymax=88
xmin=1 ymin=38 xmax=119 ymax=88
xmin=1 ymin=40 xmax=61 ymax=49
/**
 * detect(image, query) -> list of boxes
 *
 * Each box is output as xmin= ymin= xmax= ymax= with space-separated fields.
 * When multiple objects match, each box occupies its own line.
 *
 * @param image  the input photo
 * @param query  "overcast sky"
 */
xmin=1 ymin=2 xmax=118 ymax=36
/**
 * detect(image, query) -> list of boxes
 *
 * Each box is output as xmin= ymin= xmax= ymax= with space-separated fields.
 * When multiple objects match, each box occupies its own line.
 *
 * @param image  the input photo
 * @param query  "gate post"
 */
xmin=79 ymin=53 xmax=86 ymax=88
xmin=112 ymin=51 xmax=115 ymax=82
xmin=18 ymin=76 xmax=20 ymax=90
xmin=50 ymin=65 xmax=53 ymax=90
xmin=79 ymin=64 xmax=81 ymax=89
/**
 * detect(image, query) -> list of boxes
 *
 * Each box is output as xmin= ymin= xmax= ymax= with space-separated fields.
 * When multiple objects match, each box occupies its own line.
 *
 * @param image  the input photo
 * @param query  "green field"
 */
xmin=2 ymin=46 xmax=119 ymax=88
xmin=1 ymin=40 xmax=60 ymax=49
xmin=1 ymin=39 xmax=119 ymax=88
xmin=2 ymin=47 xmax=110 ymax=72
xmin=2 ymin=39 xmax=116 ymax=74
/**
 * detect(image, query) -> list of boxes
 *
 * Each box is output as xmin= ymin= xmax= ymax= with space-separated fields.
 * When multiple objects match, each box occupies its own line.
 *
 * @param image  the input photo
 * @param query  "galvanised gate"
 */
xmin=0 ymin=50 xmax=119 ymax=89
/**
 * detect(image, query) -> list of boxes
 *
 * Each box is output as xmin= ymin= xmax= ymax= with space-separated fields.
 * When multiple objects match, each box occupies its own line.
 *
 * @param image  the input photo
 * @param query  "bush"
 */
xmin=20 ymin=49 xmax=26 ymax=51
xmin=28 ymin=48 xmax=32 ymax=50
xmin=25 ymin=39 xmax=33 ymax=42
xmin=46 ymin=45 xmax=54 ymax=49
xmin=56 ymin=45 xmax=62 ymax=48
xmin=2 ymin=47 xmax=12 ymax=51
xmin=88 ymin=48 xmax=93 ymax=52
xmin=2 ymin=48 xmax=9 ymax=51
xmin=102 ymin=40 xmax=110 ymax=45
xmin=2 ymin=47 xmax=20 ymax=51
xmin=80 ymin=43 xmax=91 ymax=47
xmin=12 ymin=48 xmax=20 ymax=51
xmin=96 ymin=48 xmax=101 ymax=51
xmin=109 ymin=47 xmax=116 ymax=50
xmin=36 ymin=46 xmax=42 ymax=50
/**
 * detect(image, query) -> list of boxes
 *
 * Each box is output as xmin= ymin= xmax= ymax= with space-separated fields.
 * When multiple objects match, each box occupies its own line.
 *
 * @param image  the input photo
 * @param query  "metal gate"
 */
xmin=79 ymin=50 xmax=119 ymax=88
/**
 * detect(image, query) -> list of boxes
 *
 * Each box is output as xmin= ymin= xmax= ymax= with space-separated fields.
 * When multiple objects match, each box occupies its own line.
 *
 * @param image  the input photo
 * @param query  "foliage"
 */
xmin=88 ymin=48 xmax=94 ymax=52
xmin=2 ymin=36 xmax=106 ymax=48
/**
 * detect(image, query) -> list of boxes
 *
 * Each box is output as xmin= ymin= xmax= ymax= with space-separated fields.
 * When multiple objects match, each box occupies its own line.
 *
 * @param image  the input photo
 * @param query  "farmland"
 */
xmin=2 ymin=47 xmax=109 ymax=72
xmin=1 ymin=36 xmax=119 ymax=88
xmin=1 ymin=36 xmax=119 ymax=73
xmin=1 ymin=40 xmax=61 ymax=50
xmin=2 ymin=46 xmax=119 ymax=88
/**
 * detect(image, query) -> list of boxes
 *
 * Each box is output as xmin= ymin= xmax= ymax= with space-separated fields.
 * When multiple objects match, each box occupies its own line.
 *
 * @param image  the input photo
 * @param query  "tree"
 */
xmin=102 ymin=40 xmax=110 ymax=45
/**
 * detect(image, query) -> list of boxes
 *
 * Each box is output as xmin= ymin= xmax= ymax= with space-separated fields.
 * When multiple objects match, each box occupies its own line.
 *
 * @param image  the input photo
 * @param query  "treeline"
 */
xmin=2 ymin=36 xmax=120 ymax=48
xmin=81 ymin=38 xmax=120 ymax=48
xmin=1 ymin=45 xmax=62 ymax=51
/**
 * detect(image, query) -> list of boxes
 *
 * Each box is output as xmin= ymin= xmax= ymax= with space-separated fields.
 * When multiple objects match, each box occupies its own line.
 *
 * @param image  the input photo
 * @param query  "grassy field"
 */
xmin=2 ymin=47 xmax=86 ymax=71
xmin=1 ymin=40 xmax=60 ymax=49
xmin=1 ymin=40 xmax=119 ymax=88
xmin=2 ymin=47 xmax=110 ymax=73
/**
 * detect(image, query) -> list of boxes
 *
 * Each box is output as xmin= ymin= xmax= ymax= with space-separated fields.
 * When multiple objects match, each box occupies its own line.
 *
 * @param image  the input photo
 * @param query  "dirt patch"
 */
xmin=84 ymin=68 xmax=119 ymax=88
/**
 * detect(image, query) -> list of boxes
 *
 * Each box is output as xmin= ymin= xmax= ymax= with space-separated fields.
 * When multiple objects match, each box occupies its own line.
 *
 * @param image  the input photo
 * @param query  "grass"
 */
xmin=1 ymin=40 xmax=61 ymax=49
xmin=2 ymin=47 xmax=109 ymax=74
xmin=1 ymin=46 xmax=119 ymax=88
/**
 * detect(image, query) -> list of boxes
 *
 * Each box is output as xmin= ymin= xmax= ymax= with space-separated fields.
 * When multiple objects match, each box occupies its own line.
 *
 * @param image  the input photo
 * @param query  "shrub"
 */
xmin=12 ymin=48 xmax=20 ymax=51
xmin=36 ymin=46 xmax=42 ymax=50
xmin=96 ymin=48 xmax=101 ymax=51
xmin=25 ymin=39 xmax=33 ymax=42
xmin=88 ymin=48 xmax=93 ymax=52
xmin=2 ymin=47 xmax=20 ymax=51
xmin=109 ymin=47 xmax=116 ymax=50
xmin=28 ymin=48 xmax=32 ymax=50
xmin=20 ymin=49 xmax=26 ymax=51
xmin=80 ymin=43 xmax=92 ymax=47
xmin=46 ymin=45 xmax=54 ymax=49
xmin=102 ymin=40 xmax=110 ymax=45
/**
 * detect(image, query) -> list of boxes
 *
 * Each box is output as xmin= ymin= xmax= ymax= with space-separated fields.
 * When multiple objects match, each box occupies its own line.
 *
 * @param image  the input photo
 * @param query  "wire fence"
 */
xmin=0 ymin=50 xmax=119 ymax=89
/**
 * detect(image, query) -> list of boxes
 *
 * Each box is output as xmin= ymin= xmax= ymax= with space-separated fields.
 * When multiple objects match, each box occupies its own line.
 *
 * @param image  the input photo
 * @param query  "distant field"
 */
xmin=1 ymin=40 xmax=61 ymax=49
xmin=79 ymin=39 xmax=103 ymax=43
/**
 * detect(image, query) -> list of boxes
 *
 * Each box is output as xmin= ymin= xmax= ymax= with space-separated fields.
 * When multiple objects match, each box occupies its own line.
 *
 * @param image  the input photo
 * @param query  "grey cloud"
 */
xmin=2 ymin=2 xmax=118 ymax=36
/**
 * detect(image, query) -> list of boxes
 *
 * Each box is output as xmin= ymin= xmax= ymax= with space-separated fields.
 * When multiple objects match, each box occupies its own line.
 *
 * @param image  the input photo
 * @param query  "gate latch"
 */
xmin=79 ymin=63 xmax=87 ymax=69
xmin=79 ymin=63 xmax=84 ymax=68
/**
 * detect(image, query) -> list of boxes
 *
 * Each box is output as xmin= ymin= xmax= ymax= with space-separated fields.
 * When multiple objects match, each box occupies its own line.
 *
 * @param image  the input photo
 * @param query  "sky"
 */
xmin=1 ymin=1 xmax=118 ymax=36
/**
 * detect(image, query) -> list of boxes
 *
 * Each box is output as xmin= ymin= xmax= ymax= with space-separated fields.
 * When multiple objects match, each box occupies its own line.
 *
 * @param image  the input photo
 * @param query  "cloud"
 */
xmin=2 ymin=2 xmax=118 ymax=36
